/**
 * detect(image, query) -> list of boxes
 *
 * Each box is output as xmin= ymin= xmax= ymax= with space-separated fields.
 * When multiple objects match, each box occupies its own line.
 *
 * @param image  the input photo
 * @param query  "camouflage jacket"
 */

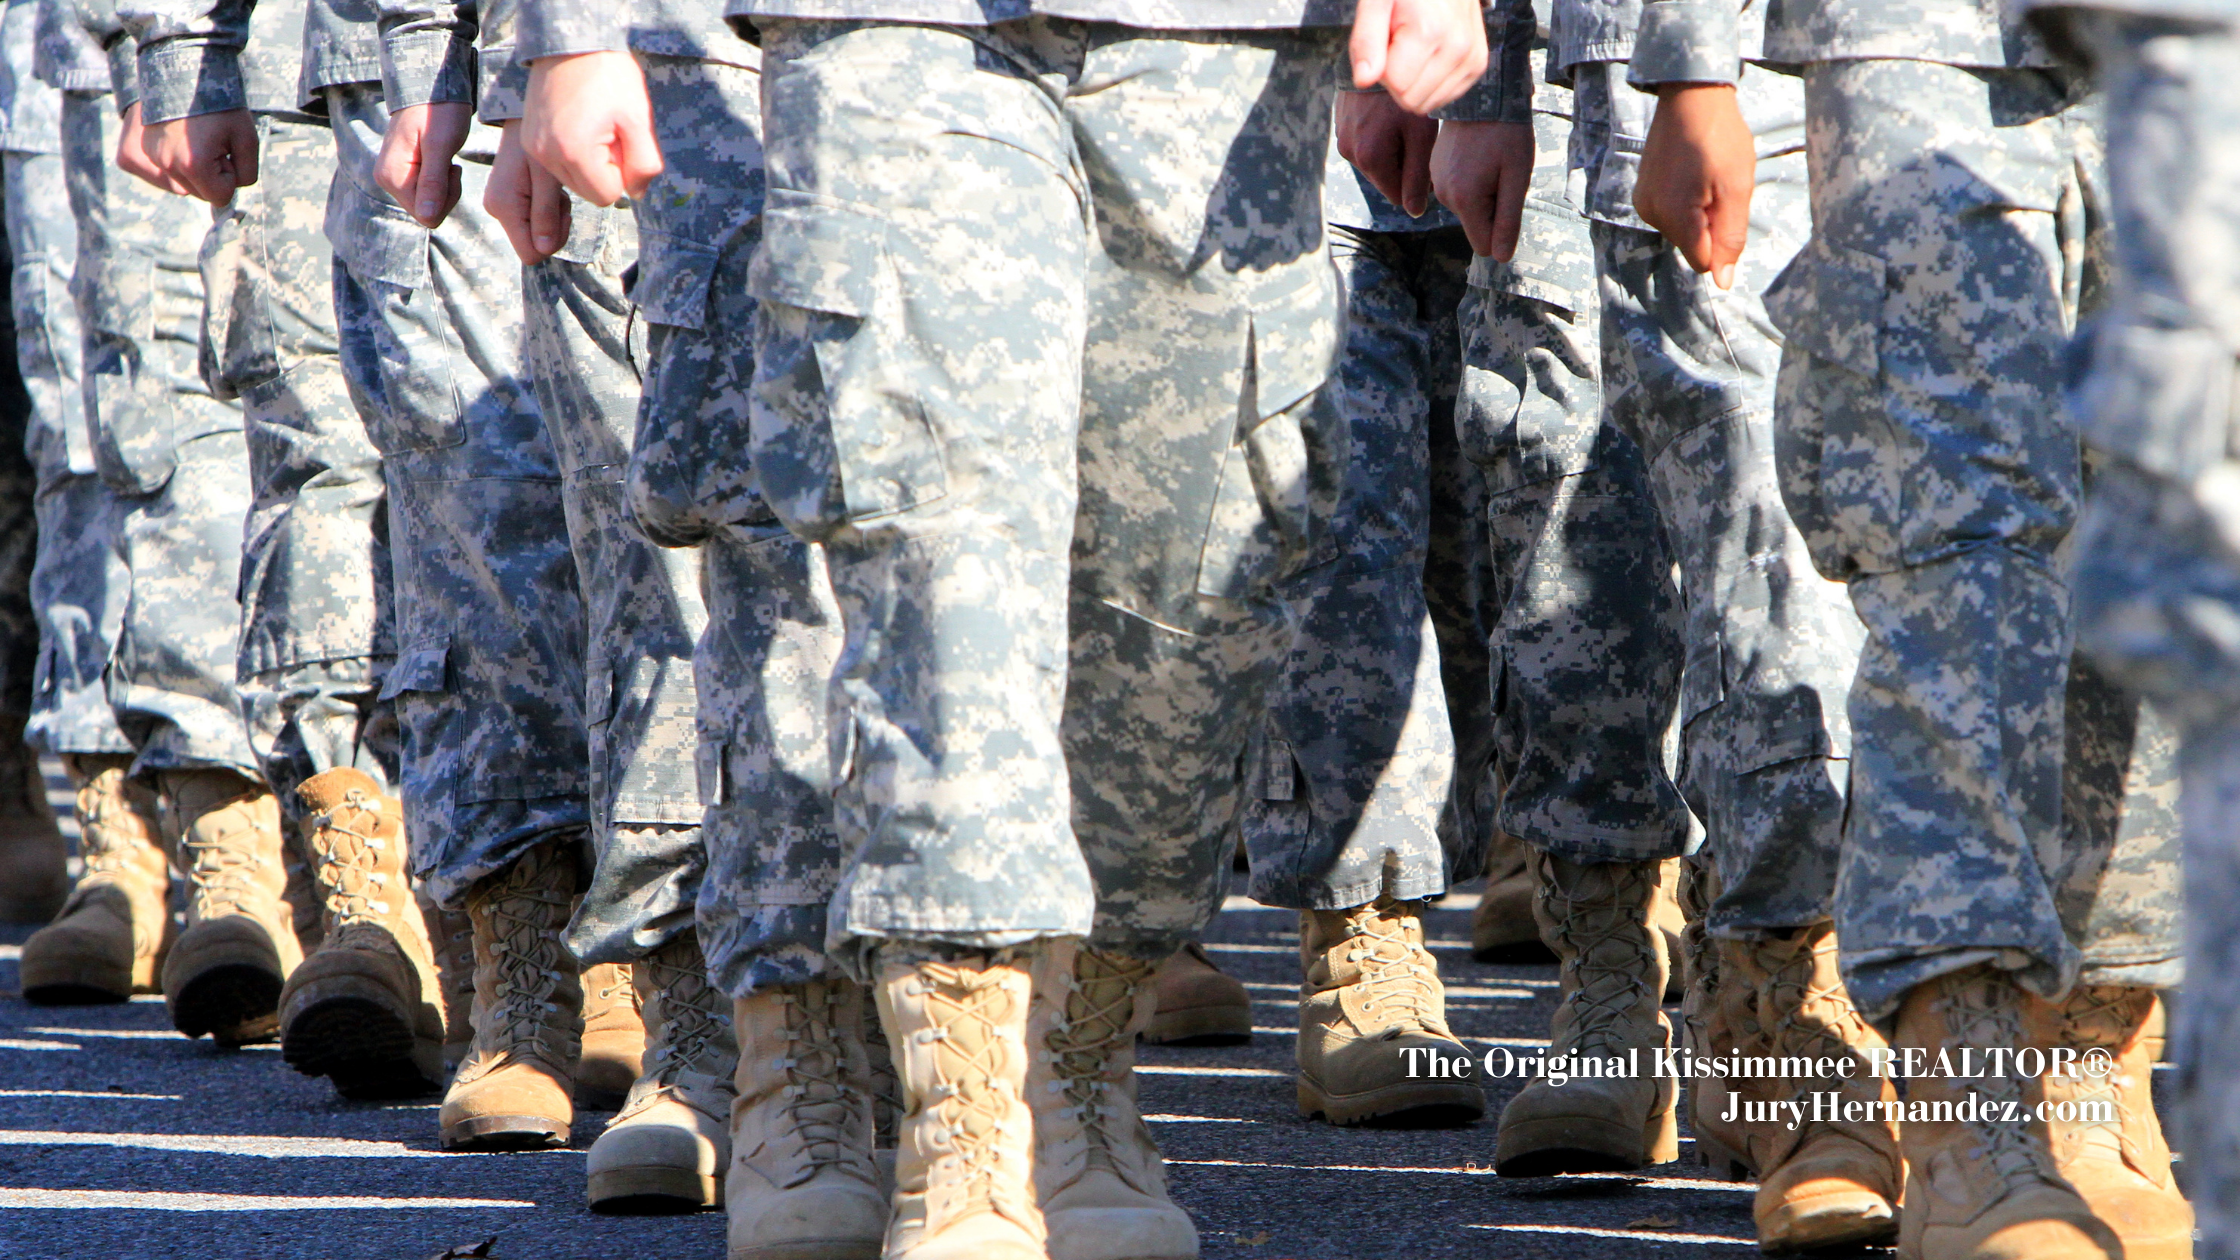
xmin=120 ymin=0 xmax=325 ymax=122
xmin=516 ymin=0 xmax=753 ymax=70
xmin=1619 ymin=0 xmax=2055 ymax=85
xmin=36 ymin=0 xmax=130 ymax=103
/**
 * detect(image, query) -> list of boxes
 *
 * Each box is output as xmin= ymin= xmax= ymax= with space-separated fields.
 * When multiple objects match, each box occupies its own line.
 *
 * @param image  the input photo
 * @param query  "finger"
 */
xmin=532 ymin=164 xmax=573 ymax=259
xmin=616 ymin=118 xmax=664 ymax=202
xmin=1354 ymin=123 xmax=1404 ymax=207
xmin=1381 ymin=25 xmax=1434 ymax=111
xmin=1350 ymin=0 xmax=1394 ymax=89
xmin=229 ymin=122 xmax=259 ymax=189
xmin=1399 ymin=118 xmax=1433 ymax=217
xmin=1674 ymin=204 xmax=1717 ymax=276
xmin=373 ymin=134 xmax=417 ymax=208
xmin=410 ymin=155 xmax=449 ymax=225
xmin=1487 ymin=166 xmax=1525 ymax=262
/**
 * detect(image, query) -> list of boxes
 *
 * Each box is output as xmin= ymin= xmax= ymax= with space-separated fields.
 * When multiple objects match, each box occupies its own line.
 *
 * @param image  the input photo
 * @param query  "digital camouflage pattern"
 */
xmin=65 ymin=90 xmax=261 ymax=779
xmin=1452 ymin=90 xmax=1691 ymax=869
xmin=1235 ymin=222 xmax=1461 ymax=912
xmin=324 ymin=83 xmax=589 ymax=907
xmin=209 ymin=108 xmax=400 ymax=820
xmin=751 ymin=19 xmax=1345 ymax=968
xmin=1570 ymin=60 xmax=1860 ymax=934
xmin=728 ymin=0 xmax=1355 ymax=33
xmin=1762 ymin=56 xmax=2179 ymax=1019
xmin=520 ymin=194 xmax=711 ymax=966
xmin=2050 ymin=14 xmax=2240 ymax=1254
xmin=615 ymin=55 xmax=845 ymax=997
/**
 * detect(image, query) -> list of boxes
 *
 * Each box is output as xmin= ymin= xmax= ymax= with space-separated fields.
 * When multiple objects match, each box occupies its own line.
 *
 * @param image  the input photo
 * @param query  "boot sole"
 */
xmin=728 ymin=1242 xmax=883 ymax=1260
xmin=1143 ymin=1003 xmax=1252 ymax=1046
xmin=1760 ymin=1191 xmax=1898 ymax=1253
xmin=440 ymin=1114 xmax=570 ymax=1151
xmin=1495 ymin=1108 xmax=1679 ymax=1177
xmin=21 ymin=980 xmax=133 ymax=1006
xmin=586 ymin=1167 xmax=720 ymax=1213
xmin=170 ymin=963 xmax=283 ymax=1045
xmin=1696 ymin=1134 xmax=1755 ymax=1181
xmin=282 ymin=996 xmax=440 ymax=1100
xmin=1298 ymin=1075 xmax=1485 ymax=1128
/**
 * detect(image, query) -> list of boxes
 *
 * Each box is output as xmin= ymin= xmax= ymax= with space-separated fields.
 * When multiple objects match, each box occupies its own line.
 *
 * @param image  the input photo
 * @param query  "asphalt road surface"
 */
xmin=1 ymin=761 xmax=2133 ymax=1260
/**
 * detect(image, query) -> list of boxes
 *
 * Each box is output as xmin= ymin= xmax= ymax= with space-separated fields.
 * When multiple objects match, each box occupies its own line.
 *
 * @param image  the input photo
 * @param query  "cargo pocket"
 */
xmin=748 ymin=189 xmax=947 ymax=535
xmin=327 ymin=178 xmax=462 ymax=454
xmin=1458 ymin=206 xmax=1600 ymax=489
xmin=82 ymin=255 xmax=180 ymax=495
xmin=1763 ymin=235 xmax=1895 ymax=571
xmin=377 ymin=637 xmax=458 ymax=797
xmin=1198 ymin=258 xmax=1340 ymax=600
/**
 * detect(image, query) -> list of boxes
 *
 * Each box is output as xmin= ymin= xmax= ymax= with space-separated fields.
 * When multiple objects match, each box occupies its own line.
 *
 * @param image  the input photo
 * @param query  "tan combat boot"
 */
xmin=1030 ymin=942 xmax=1198 ymax=1260
xmin=875 ymin=947 xmax=1044 ymax=1260
xmin=1728 ymin=926 xmax=1902 ymax=1252
xmin=0 ymin=720 xmax=68 ymax=923
xmin=1677 ymin=861 xmax=1759 ymax=1182
xmin=579 ymin=960 xmax=646 ymax=1108
xmin=21 ymin=755 xmax=171 ymax=1002
xmin=430 ymin=902 xmax=476 ymax=1070
xmin=2026 ymin=985 xmax=2192 ymax=1260
xmin=726 ymin=977 xmax=885 ymax=1260
xmin=587 ymin=931 xmax=737 ymax=1213
xmin=1297 ymin=896 xmax=1485 ymax=1126
xmin=438 ymin=841 xmax=582 ymax=1150
xmin=1651 ymin=857 xmax=1689 ymax=1001
xmin=1495 ymin=853 xmax=1677 ymax=1175
xmin=158 ymin=768 xmax=301 ymax=1045
xmin=1471 ymin=829 xmax=1550 ymax=963
xmin=277 ymin=769 xmax=445 ymax=1099
xmin=1144 ymin=942 xmax=1250 ymax=1045
xmin=1894 ymin=965 xmax=2116 ymax=1260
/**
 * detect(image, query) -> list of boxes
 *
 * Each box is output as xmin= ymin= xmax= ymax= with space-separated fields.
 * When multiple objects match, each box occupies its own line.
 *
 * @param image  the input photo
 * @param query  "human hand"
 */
xmin=1429 ymin=119 xmax=1531 ymax=258
xmin=521 ymin=51 xmax=661 ymax=206
xmin=1336 ymin=89 xmax=1440 ymax=217
xmin=484 ymin=120 xmax=573 ymax=264
xmin=374 ymin=101 xmax=473 ymax=227
xmin=134 ymin=105 xmax=258 ymax=203
xmin=1634 ymin=83 xmax=1754 ymax=289
xmin=1350 ymin=0 xmax=1490 ymax=115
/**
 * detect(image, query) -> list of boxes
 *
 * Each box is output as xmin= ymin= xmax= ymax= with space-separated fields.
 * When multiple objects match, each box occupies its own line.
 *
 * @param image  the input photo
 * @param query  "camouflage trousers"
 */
xmin=519 ymin=195 xmax=707 ymax=965
xmin=324 ymin=86 xmax=589 ymax=908
xmin=11 ymin=142 xmax=124 ymax=757
xmin=1454 ymin=100 xmax=1691 ymax=869
xmin=211 ymin=112 xmax=397 ymax=822
xmin=65 ymin=91 xmax=257 ymax=779
xmin=1235 ymin=224 xmax=1462 ymax=912
xmin=618 ymin=56 xmax=845 ymax=996
xmin=1574 ymin=64 xmax=1859 ymax=932
xmin=1772 ymin=58 xmax=2181 ymax=1020
xmin=0 ymin=153 xmax=41 ymax=726
xmin=754 ymin=19 xmax=1345 ymax=965
xmin=2060 ymin=15 xmax=2240 ymax=1256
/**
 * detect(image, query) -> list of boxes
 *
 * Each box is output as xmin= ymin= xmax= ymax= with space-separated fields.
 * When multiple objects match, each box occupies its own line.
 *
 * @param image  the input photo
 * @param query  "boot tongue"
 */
xmin=1049 ymin=952 xmax=1151 ymax=1170
xmin=1344 ymin=903 xmax=1438 ymax=1033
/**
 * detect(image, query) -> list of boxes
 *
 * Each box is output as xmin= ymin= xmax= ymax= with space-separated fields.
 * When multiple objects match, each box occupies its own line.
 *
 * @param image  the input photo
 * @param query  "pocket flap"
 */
xmin=747 ymin=188 xmax=884 ymax=317
xmin=1763 ymin=236 xmax=1886 ymax=378
xmin=633 ymin=226 xmax=724 ymax=331
xmin=325 ymin=177 xmax=431 ymax=292
xmin=588 ymin=660 xmax=616 ymax=725
xmin=1473 ymin=195 xmax=1597 ymax=314
xmin=377 ymin=637 xmax=450 ymax=700
xmin=2071 ymin=322 xmax=2238 ymax=483
xmin=1247 ymin=255 xmax=1342 ymax=422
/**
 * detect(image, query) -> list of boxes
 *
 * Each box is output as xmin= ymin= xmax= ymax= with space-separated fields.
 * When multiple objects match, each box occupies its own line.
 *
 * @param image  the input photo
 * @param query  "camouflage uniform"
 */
xmin=2029 ymin=6 xmax=2240 ymax=1252
xmin=123 ymin=0 xmax=399 ymax=819
xmin=14 ymin=0 xmax=121 ymax=758
xmin=1548 ymin=10 xmax=1865 ymax=933
xmin=49 ymin=0 xmax=259 ymax=782
xmin=1450 ymin=41 xmax=1692 ymax=873
xmin=738 ymin=11 xmax=1348 ymax=967
xmin=1629 ymin=0 xmax=2184 ymax=1019
xmin=512 ymin=0 xmax=833 ymax=990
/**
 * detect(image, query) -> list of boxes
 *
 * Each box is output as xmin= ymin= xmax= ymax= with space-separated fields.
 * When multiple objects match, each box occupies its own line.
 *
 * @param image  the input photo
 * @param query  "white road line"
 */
xmin=0 ymin=1039 xmax=79 ymax=1052
xmin=1133 ymin=1066 xmax=1289 ymax=1079
xmin=24 ymin=1027 xmax=186 ymax=1041
xmin=0 ymin=1090 xmax=181 ymax=1101
xmin=0 ymin=1189 xmax=536 ymax=1212
xmin=1141 ymin=1115 xmax=1251 ymax=1123
xmin=1168 ymin=1160 xmax=1750 ymax=1195
xmin=1468 ymin=1223 xmax=1755 ymax=1245
xmin=0 ymin=945 xmax=20 ymax=960
xmin=0 ymin=1131 xmax=461 ymax=1159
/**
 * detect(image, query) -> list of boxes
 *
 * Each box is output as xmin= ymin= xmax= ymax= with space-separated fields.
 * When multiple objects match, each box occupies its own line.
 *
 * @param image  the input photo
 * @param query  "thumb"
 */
xmin=413 ymin=152 xmax=451 ymax=224
xmin=1350 ymin=0 xmax=1393 ymax=88
xmin=229 ymin=119 xmax=259 ymax=189
xmin=1705 ymin=185 xmax=1751 ymax=290
xmin=616 ymin=116 xmax=665 ymax=202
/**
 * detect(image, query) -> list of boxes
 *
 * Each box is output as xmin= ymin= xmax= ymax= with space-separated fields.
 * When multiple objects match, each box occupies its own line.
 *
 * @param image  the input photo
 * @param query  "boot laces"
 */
xmin=1047 ymin=951 xmax=1151 ymax=1170
xmin=2048 ymin=985 xmax=2146 ymax=1163
xmin=1546 ymin=865 xmax=1657 ymax=1057
xmin=481 ymin=883 xmax=573 ymax=1062
xmin=311 ymin=789 xmax=394 ymax=925
xmin=75 ymin=772 xmax=151 ymax=881
xmin=1943 ymin=973 xmax=2053 ymax=1190
xmin=626 ymin=955 xmax=730 ymax=1113
xmin=180 ymin=801 xmax=265 ymax=918
xmin=772 ymin=986 xmax=860 ymax=1182
xmin=915 ymin=963 xmax=1021 ymax=1204
xmin=1342 ymin=902 xmax=1439 ymax=1030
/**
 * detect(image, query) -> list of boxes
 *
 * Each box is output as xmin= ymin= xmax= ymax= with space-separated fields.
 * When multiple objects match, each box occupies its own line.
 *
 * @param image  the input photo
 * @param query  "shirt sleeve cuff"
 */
xmin=1627 ymin=0 xmax=1743 ymax=87
xmin=514 ymin=3 xmax=631 ymax=61
xmin=478 ymin=42 xmax=526 ymax=122
xmin=1433 ymin=11 xmax=1535 ymax=122
xmin=133 ymin=43 xmax=247 ymax=123
xmin=380 ymin=29 xmax=478 ymax=108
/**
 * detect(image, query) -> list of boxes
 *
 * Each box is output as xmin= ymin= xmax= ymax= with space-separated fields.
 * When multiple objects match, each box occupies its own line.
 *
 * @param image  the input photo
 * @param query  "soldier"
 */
xmin=12 ymin=0 xmax=166 ymax=1006
xmin=0 ymin=0 xmax=84 ymax=927
xmin=1632 ymin=0 xmax=2191 ymax=1255
xmin=127 ymin=0 xmax=647 ymax=1147
xmin=532 ymin=4 xmax=1484 ymax=1258
xmin=15 ymin=0 xmax=312 ymax=1055
xmin=2034 ymin=2 xmax=2240 ymax=1255
xmin=365 ymin=0 xmax=739 ymax=1207
xmin=115 ymin=0 xmax=457 ymax=1102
